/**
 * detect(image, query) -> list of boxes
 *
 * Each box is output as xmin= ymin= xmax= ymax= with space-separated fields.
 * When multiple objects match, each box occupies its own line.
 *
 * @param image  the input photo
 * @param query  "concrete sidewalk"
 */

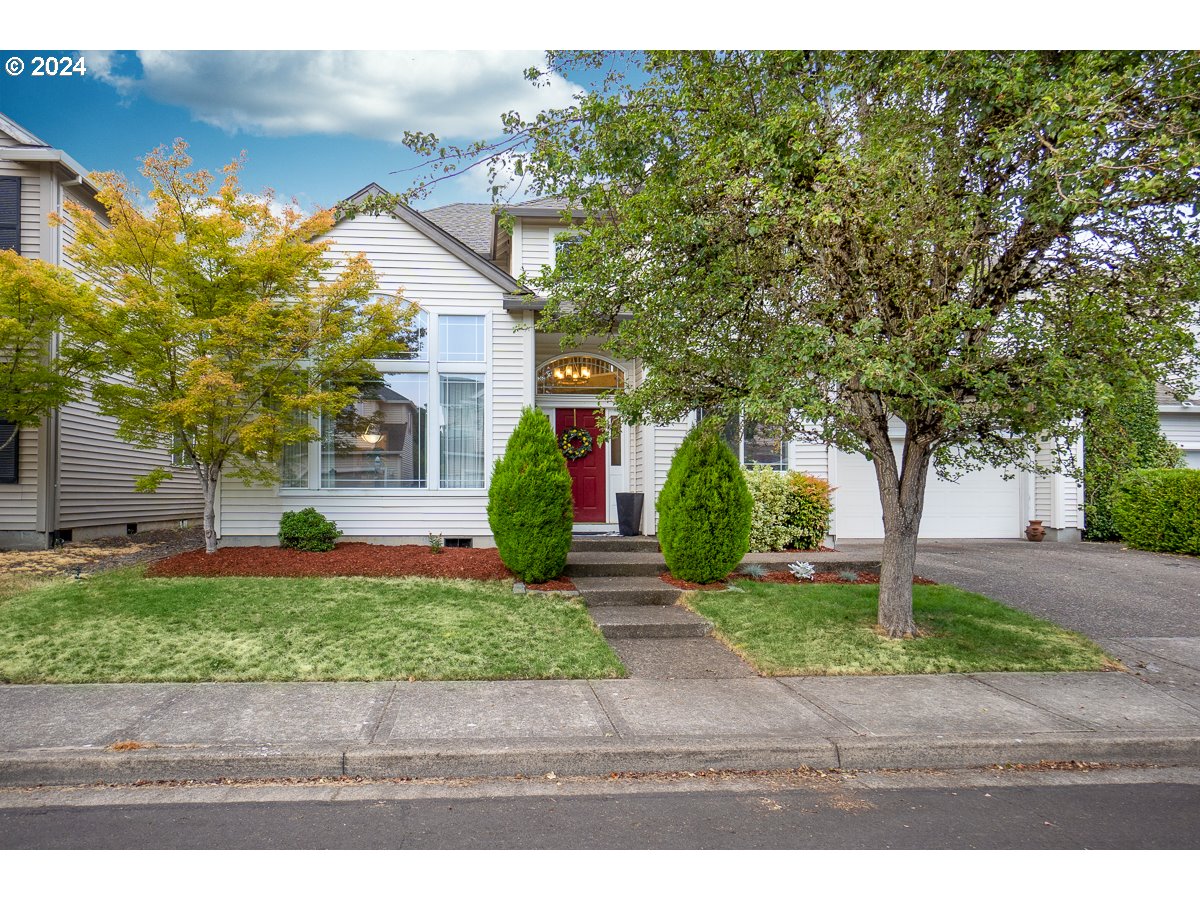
xmin=4 ymin=668 xmax=1200 ymax=786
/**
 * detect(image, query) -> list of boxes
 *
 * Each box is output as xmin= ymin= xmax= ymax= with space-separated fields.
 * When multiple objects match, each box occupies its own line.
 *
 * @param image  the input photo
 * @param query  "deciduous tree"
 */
xmin=403 ymin=51 xmax=1200 ymax=636
xmin=65 ymin=141 xmax=413 ymax=552
xmin=0 ymin=250 xmax=102 ymax=450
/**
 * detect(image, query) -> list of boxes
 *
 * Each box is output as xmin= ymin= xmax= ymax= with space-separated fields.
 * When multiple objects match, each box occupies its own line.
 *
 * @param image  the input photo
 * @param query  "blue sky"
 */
xmin=0 ymin=50 xmax=591 ymax=211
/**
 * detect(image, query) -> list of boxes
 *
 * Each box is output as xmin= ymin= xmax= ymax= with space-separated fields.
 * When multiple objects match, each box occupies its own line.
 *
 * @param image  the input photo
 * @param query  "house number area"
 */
xmin=5 ymin=56 xmax=87 ymax=77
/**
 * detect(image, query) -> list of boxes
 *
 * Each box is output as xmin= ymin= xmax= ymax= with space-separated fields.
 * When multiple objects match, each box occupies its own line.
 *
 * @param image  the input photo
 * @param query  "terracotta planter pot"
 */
xmin=1025 ymin=519 xmax=1046 ymax=542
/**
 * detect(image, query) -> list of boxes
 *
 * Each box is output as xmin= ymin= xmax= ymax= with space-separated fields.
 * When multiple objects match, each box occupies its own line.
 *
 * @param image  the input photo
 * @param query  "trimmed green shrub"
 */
xmin=488 ymin=406 xmax=574 ymax=583
xmin=657 ymin=426 xmax=753 ymax=583
xmin=278 ymin=507 xmax=342 ymax=552
xmin=745 ymin=466 xmax=794 ymax=551
xmin=1084 ymin=382 xmax=1183 ymax=541
xmin=786 ymin=470 xmax=834 ymax=550
xmin=744 ymin=467 xmax=833 ymax=551
xmin=1110 ymin=468 xmax=1200 ymax=555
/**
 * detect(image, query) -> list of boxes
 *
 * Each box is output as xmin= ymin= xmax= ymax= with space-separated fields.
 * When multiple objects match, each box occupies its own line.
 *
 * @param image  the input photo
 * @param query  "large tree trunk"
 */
xmin=201 ymin=466 xmax=220 ymax=554
xmin=869 ymin=432 xmax=932 ymax=639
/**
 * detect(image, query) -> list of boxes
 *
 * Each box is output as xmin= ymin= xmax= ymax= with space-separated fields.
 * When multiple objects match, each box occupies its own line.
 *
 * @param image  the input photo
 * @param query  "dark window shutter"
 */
xmin=0 ymin=420 xmax=18 ymax=484
xmin=0 ymin=176 xmax=20 ymax=252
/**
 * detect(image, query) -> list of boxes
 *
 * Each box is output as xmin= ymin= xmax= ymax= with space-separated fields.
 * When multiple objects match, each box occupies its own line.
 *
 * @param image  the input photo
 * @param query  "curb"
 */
xmin=3 ymin=732 xmax=1199 ymax=787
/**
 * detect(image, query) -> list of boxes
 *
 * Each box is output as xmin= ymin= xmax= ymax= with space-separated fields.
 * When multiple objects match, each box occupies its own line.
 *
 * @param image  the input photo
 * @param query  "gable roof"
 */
xmin=0 ymin=112 xmax=51 ymax=148
xmin=0 ymin=112 xmax=97 ymax=193
xmin=341 ymin=184 xmax=522 ymax=295
xmin=421 ymin=203 xmax=495 ymax=257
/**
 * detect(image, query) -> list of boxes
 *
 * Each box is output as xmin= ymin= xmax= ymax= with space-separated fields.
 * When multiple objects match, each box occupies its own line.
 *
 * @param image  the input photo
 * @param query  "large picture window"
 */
xmin=321 ymin=374 xmax=429 ymax=488
xmin=281 ymin=310 xmax=487 ymax=491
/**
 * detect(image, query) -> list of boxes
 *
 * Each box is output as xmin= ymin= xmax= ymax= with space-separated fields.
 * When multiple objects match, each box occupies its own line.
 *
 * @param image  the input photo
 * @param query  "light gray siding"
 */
xmin=217 ymin=213 xmax=520 ymax=542
xmin=1160 ymin=411 xmax=1200 ymax=451
xmin=517 ymin=222 xmax=553 ymax=278
xmin=790 ymin=439 xmax=829 ymax=480
xmin=0 ymin=158 xmax=43 ymax=534
xmin=649 ymin=415 xmax=694 ymax=534
xmin=56 ymin=383 xmax=204 ymax=529
xmin=54 ymin=194 xmax=204 ymax=530
xmin=0 ymin=427 xmax=39 ymax=531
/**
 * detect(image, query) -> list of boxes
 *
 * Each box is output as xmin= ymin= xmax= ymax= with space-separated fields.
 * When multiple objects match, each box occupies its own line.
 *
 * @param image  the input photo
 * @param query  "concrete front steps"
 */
xmin=571 ymin=576 xmax=679 ymax=607
xmin=570 ymin=536 xmax=661 ymax=554
xmin=567 ymin=538 xmax=722 ymax=665
xmin=589 ymin=605 xmax=713 ymax=639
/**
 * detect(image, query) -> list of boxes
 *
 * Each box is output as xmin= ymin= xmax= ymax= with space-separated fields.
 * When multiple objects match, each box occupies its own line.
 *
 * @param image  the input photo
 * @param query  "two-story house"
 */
xmin=211 ymin=185 xmax=1125 ymax=547
xmin=0 ymin=113 xmax=202 ymax=549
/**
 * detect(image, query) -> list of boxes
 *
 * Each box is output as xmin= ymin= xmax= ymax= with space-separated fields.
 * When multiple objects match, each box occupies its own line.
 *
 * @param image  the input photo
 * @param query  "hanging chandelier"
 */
xmin=552 ymin=361 xmax=593 ymax=385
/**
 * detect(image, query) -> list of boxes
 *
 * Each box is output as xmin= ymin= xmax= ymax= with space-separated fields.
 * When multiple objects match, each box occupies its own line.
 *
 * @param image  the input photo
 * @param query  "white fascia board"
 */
xmin=0 ymin=147 xmax=96 ymax=191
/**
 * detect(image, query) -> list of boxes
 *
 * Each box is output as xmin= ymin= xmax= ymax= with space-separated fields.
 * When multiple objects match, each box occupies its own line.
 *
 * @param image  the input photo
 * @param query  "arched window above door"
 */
xmin=536 ymin=355 xmax=624 ymax=395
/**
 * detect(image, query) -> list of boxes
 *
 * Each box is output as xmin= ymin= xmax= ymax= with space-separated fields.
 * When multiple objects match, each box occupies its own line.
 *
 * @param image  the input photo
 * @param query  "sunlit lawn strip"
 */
xmin=684 ymin=581 xmax=1114 ymax=676
xmin=0 ymin=568 xmax=624 ymax=683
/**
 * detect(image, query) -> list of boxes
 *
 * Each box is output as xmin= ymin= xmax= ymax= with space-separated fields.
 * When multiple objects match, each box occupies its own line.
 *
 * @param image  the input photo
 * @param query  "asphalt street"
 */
xmin=3 ymin=769 xmax=1198 ymax=849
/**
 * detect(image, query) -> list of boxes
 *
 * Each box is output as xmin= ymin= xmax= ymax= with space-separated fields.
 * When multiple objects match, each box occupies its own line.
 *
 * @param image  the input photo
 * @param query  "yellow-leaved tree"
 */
xmin=63 ymin=141 xmax=414 ymax=552
xmin=0 ymin=250 xmax=103 ymax=451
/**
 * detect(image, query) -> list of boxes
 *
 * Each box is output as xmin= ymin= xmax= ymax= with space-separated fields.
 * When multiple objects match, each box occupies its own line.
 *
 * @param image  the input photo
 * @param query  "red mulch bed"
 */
xmin=524 ymin=576 xmax=578 ymax=592
xmin=146 ymin=543 xmax=514 ymax=580
xmin=660 ymin=573 xmax=731 ymax=590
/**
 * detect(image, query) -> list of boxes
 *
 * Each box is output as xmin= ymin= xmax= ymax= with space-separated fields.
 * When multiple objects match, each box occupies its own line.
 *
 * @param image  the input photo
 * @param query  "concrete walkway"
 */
xmin=3 ymin=669 xmax=1199 ymax=786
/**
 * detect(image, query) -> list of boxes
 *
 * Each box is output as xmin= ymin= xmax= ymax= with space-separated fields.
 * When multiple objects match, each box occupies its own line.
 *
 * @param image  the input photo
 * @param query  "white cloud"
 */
xmin=83 ymin=50 xmax=582 ymax=143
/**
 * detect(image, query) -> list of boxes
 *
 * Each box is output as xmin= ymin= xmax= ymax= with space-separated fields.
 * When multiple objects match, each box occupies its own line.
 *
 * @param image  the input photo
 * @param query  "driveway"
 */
xmin=841 ymin=539 xmax=1200 ymax=710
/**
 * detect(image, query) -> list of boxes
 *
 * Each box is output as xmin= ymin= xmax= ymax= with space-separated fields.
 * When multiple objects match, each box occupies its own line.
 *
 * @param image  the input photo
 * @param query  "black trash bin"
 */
xmin=616 ymin=492 xmax=644 ymax=536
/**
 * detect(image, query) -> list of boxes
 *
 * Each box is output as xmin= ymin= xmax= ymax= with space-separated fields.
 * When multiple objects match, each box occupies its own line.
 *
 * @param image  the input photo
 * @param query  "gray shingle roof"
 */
xmin=421 ymin=203 xmax=494 ymax=256
xmin=511 ymin=196 xmax=571 ymax=209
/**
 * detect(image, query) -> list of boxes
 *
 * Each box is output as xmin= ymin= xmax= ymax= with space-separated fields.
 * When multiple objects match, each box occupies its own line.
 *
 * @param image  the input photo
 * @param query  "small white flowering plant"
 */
xmin=788 ymin=561 xmax=816 ymax=581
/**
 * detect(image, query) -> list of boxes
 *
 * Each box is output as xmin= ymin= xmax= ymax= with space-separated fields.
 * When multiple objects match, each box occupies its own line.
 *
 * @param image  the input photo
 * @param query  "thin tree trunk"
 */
xmin=201 ymin=467 xmax=220 ymax=554
xmin=870 ymin=433 xmax=931 ymax=639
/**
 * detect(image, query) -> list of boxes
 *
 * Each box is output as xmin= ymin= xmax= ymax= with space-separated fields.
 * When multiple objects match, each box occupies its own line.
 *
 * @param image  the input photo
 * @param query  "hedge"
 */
xmin=744 ymin=465 xmax=833 ymax=551
xmin=1084 ymin=382 xmax=1183 ymax=541
xmin=657 ymin=426 xmax=752 ymax=583
xmin=1110 ymin=468 xmax=1200 ymax=555
xmin=487 ymin=406 xmax=574 ymax=582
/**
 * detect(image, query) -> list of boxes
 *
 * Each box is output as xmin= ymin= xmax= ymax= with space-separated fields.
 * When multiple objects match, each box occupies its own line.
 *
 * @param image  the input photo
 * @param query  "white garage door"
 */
xmin=833 ymin=448 xmax=1024 ymax=539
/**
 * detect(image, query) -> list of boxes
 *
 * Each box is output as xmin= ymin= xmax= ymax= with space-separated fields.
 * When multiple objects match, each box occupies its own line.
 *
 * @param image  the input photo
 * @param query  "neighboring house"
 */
xmin=0 ymin=113 xmax=202 ymax=549
xmin=1158 ymin=385 xmax=1200 ymax=470
xmin=213 ymin=185 xmax=1096 ymax=546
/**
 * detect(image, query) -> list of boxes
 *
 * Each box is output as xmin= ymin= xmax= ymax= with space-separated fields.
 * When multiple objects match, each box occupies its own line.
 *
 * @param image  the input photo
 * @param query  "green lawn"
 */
xmin=684 ymin=581 xmax=1114 ymax=676
xmin=0 ymin=569 xmax=624 ymax=683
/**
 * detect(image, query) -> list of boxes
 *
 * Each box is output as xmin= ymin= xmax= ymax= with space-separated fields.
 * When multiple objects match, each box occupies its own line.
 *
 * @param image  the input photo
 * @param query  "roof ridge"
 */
xmin=0 ymin=111 xmax=51 ymax=148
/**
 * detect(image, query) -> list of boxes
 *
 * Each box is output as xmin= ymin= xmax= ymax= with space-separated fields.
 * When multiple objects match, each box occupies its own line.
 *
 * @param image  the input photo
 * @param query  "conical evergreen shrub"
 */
xmin=487 ymin=406 xmax=574 ymax=583
xmin=656 ymin=425 xmax=752 ymax=583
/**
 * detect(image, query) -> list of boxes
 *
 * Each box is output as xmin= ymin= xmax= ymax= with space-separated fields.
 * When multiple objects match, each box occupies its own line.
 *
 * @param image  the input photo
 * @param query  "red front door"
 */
xmin=556 ymin=408 xmax=606 ymax=523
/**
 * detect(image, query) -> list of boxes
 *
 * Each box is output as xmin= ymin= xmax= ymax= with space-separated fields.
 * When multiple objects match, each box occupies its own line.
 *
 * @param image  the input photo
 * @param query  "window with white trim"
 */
xmin=699 ymin=411 xmax=790 ymax=471
xmin=550 ymin=226 xmax=583 ymax=268
xmin=281 ymin=310 xmax=487 ymax=491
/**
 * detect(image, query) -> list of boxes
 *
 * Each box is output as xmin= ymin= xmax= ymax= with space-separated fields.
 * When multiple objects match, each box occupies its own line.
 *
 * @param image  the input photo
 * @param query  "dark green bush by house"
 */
xmin=488 ymin=406 xmax=574 ymax=583
xmin=657 ymin=425 xmax=753 ymax=583
xmin=1110 ymin=468 xmax=1200 ymax=556
xmin=278 ymin=507 xmax=343 ymax=552
xmin=1084 ymin=381 xmax=1183 ymax=541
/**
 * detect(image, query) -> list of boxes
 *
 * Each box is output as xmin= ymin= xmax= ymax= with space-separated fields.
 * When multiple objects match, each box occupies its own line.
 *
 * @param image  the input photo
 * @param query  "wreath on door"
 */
xmin=559 ymin=426 xmax=594 ymax=461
